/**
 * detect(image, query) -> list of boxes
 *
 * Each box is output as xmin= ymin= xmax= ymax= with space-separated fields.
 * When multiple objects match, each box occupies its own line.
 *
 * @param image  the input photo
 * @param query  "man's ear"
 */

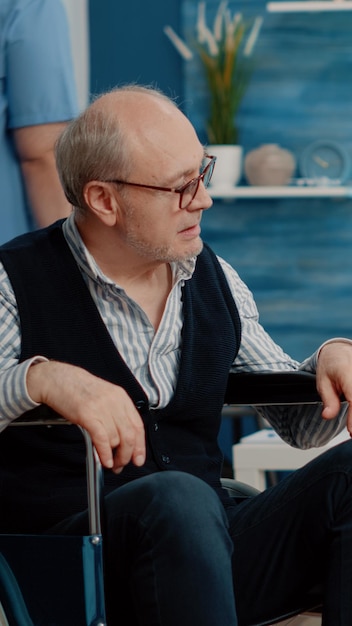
xmin=83 ymin=181 xmax=120 ymax=225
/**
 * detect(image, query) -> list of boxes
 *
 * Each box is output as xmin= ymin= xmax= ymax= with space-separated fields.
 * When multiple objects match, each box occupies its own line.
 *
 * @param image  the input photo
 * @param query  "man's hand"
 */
xmin=27 ymin=361 xmax=146 ymax=472
xmin=316 ymin=342 xmax=352 ymax=434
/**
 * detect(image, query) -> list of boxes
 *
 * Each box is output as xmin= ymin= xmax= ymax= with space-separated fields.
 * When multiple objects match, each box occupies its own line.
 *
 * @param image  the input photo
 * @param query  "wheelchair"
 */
xmin=0 ymin=371 xmax=324 ymax=625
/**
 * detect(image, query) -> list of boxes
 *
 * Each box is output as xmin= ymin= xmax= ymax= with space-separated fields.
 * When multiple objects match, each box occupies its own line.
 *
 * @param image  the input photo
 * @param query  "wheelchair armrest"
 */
xmin=221 ymin=477 xmax=261 ymax=498
xmin=224 ymin=371 xmax=320 ymax=406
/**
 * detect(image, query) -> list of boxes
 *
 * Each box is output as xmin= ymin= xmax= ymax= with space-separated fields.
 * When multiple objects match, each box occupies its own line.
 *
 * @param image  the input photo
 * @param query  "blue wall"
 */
xmin=182 ymin=0 xmax=352 ymax=361
xmin=89 ymin=0 xmax=183 ymax=100
xmin=182 ymin=1 xmax=352 ymax=154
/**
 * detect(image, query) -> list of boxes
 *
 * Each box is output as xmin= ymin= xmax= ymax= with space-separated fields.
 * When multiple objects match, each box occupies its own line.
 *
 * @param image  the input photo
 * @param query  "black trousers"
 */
xmin=52 ymin=439 xmax=352 ymax=625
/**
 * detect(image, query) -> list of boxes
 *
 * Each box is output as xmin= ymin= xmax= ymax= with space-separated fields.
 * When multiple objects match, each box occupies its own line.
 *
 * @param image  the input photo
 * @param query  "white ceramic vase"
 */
xmin=244 ymin=144 xmax=296 ymax=186
xmin=208 ymin=145 xmax=243 ymax=190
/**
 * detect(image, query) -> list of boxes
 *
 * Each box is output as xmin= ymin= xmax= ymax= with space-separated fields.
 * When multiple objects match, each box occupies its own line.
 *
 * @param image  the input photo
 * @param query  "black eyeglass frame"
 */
xmin=104 ymin=154 xmax=216 ymax=209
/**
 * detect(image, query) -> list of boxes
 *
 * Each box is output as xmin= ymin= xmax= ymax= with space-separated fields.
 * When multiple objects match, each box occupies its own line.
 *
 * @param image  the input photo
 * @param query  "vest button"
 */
xmin=161 ymin=454 xmax=170 ymax=464
xmin=135 ymin=400 xmax=146 ymax=409
xmin=153 ymin=423 xmax=159 ymax=432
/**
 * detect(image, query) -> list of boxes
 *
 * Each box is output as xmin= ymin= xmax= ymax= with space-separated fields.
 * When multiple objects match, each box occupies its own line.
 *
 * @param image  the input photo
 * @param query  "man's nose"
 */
xmin=187 ymin=180 xmax=213 ymax=211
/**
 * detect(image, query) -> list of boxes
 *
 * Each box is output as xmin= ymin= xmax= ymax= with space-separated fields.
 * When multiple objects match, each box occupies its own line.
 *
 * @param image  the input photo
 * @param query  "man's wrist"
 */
xmin=25 ymin=357 xmax=49 ymax=404
xmin=317 ymin=338 xmax=352 ymax=360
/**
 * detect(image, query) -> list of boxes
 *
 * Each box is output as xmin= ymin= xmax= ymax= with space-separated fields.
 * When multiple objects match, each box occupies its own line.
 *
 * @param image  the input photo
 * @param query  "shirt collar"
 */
xmin=62 ymin=212 xmax=196 ymax=287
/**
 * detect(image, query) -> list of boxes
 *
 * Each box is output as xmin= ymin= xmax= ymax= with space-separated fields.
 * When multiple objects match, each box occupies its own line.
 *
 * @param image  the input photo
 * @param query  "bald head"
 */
xmin=55 ymin=85 xmax=202 ymax=212
xmin=90 ymin=87 xmax=199 ymax=171
xmin=90 ymin=85 xmax=178 ymax=122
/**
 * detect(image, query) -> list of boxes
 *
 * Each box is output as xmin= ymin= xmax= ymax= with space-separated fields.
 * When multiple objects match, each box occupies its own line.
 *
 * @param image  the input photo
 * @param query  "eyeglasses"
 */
xmin=104 ymin=154 xmax=216 ymax=210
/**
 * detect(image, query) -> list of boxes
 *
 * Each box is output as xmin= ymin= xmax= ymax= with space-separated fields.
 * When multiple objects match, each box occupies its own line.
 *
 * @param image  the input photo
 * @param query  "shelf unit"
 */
xmin=209 ymin=185 xmax=352 ymax=199
xmin=266 ymin=1 xmax=352 ymax=12
xmin=212 ymin=2 xmax=352 ymax=199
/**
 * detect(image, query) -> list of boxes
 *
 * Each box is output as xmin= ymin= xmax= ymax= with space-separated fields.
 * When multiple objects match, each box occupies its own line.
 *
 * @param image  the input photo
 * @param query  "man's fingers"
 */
xmin=345 ymin=406 xmax=352 ymax=436
xmin=89 ymin=429 xmax=116 ymax=469
xmin=318 ymin=373 xmax=352 ymax=435
xmin=111 ymin=421 xmax=146 ymax=473
xmin=317 ymin=342 xmax=352 ymax=428
xmin=128 ymin=407 xmax=146 ymax=466
xmin=318 ymin=375 xmax=342 ymax=421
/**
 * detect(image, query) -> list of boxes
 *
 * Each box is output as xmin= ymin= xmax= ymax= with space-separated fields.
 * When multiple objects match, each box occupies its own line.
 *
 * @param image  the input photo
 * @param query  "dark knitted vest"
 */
xmin=0 ymin=221 xmax=241 ymax=532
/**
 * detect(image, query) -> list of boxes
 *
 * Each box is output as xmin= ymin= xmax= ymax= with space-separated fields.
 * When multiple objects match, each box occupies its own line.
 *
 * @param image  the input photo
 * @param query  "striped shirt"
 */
xmin=0 ymin=214 xmax=347 ymax=447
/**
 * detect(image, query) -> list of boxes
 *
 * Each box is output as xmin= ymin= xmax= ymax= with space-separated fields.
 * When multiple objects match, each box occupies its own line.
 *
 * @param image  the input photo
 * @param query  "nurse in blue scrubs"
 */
xmin=0 ymin=0 xmax=78 ymax=243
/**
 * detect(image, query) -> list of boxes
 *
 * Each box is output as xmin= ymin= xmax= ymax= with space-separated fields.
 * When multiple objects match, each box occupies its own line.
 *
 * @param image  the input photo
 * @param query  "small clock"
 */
xmin=299 ymin=140 xmax=351 ymax=184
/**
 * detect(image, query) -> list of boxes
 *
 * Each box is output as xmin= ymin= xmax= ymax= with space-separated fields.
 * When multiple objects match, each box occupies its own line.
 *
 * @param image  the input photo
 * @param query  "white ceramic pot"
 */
xmin=208 ymin=145 xmax=243 ymax=190
xmin=244 ymin=144 xmax=296 ymax=186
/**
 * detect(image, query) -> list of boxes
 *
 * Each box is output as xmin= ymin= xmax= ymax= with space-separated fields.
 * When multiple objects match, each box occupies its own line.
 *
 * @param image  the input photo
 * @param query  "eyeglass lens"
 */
xmin=180 ymin=158 xmax=215 ymax=209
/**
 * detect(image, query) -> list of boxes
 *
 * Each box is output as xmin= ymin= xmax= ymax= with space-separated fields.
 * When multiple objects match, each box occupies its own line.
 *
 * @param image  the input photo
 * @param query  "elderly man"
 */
xmin=0 ymin=85 xmax=351 ymax=626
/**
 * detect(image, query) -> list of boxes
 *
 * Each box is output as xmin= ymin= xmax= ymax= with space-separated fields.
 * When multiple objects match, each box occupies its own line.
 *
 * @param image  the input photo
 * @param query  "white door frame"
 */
xmin=61 ymin=0 xmax=90 ymax=110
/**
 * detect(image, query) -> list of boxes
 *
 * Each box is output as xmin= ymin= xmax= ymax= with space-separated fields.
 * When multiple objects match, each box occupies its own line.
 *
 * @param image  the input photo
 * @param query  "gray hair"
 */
xmin=55 ymin=85 xmax=177 ymax=211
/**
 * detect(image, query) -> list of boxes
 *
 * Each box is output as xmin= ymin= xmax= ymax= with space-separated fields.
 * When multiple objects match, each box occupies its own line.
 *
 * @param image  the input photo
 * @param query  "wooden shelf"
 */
xmin=266 ymin=1 xmax=352 ymax=12
xmin=209 ymin=185 xmax=352 ymax=199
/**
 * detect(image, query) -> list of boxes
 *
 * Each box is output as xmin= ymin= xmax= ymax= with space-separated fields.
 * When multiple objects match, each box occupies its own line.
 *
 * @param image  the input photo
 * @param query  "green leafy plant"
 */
xmin=164 ymin=2 xmax=262 ymax=145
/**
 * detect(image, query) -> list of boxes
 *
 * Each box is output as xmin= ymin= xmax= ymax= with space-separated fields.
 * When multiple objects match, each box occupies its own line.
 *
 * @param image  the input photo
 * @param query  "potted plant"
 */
xmin=164 ymin=1 xmax=262 ymax=188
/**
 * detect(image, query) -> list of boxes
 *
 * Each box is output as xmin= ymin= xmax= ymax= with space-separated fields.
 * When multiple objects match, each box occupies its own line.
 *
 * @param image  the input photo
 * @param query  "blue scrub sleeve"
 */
xmin=6 ymin=0 xmax=78 ymax=129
